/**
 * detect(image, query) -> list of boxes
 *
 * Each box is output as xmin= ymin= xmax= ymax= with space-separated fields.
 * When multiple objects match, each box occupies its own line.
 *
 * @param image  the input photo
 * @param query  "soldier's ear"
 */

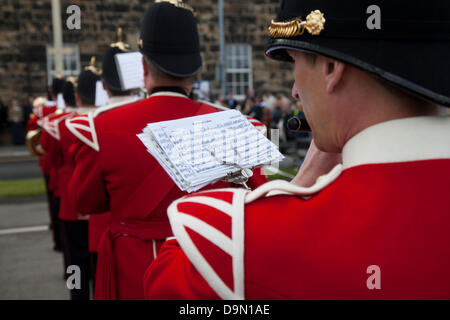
xmin=74 ymin=91 xmax=82 ymax=107
xmin=102 ymin=82 xmax=112 ymax=99
xmin=142 ymin=57 xmax=149 ymax=78
xmin=323 ymin=58 xmax=346 ymax=94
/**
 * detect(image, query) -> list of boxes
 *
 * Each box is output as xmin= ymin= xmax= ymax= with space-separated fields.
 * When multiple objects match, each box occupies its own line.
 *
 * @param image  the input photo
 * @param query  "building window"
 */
xmin=46 ymin=44 xmax=80 ymax=85
xmin=225 ymin=44 xmax=253 ymax=101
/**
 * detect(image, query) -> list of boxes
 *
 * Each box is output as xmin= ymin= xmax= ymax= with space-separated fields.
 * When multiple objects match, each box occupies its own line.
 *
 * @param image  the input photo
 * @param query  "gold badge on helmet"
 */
xmin=110 ymin=27 xmax=131 ymax=52
xmin=269 ymin=10 xmax=326 ymax=38
xmin=84 ymin=56 xmax=102 ymax=76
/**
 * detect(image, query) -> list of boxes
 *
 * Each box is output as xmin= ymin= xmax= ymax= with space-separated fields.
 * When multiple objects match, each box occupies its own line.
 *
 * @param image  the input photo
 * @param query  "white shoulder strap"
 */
xmin=168 ymin=188 xmax=248 ymax=300
xmin=93 ymin=96 xmax=140 ymax=118
xmin=39 ymin=113 xmax=74 ymax=141
xmin=168 ymin=164 xmax=343 ymax=300
xmin=246 ymin=164 xmax=344 ymax=203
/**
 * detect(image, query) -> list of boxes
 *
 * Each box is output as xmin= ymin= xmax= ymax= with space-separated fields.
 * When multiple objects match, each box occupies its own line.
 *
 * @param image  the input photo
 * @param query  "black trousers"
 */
xmin=61 ymin=220 xmax=91 ymax=300
xmin=44 ymin=175 xmax=62 ymax=251
xmin=90 ymin=252 xmax=98 ymax=294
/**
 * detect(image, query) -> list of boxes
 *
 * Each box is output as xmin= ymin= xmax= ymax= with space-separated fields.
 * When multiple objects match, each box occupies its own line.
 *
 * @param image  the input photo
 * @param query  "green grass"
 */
xmin=265 ymin=167 xmax=298 ymax=181
xmin=0 ymin=178 xmax=46 ymax=198
xmin=0 ymin=168 xmax=299 ymax=198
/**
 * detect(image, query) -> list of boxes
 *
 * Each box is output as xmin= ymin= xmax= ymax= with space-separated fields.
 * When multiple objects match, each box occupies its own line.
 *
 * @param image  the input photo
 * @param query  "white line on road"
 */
xmin=0 ymin=225 xmax=49 ymax=236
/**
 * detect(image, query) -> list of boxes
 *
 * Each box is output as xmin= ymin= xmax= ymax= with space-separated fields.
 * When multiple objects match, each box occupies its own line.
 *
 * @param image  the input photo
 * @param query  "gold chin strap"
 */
xmin=110 ymin=27 xmax=131 ymax=52
xmin=155 ymin=0 xmax=194 ymax=13
xmin=84 ymin=56 xmax=102 ymax=76
xmin=269 ymin=10 xmax=326 ymax=38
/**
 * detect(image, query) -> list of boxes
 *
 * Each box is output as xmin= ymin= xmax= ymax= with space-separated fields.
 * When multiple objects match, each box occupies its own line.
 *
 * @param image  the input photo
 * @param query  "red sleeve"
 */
xmin=143 ymin=239 xmax=221 ymax=300
xmin=27 ymin=114 xmax=39 ymax=131
xmin=68 ymin=142 xmax=109 ymax=214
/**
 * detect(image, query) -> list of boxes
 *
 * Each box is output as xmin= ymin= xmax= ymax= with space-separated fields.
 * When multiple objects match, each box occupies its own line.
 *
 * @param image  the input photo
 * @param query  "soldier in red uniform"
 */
xmin=65 ymin=30 xmax=140 ymax=287
xmin=41 ymin=65 xmax=101 ymax=300
xmin=143 ymin=0 xmax=450 ymax=299
xmin=68 ymin=1 xmax=267 ymax=300
xmin=26 ymin=78 xmax=63 ymax=251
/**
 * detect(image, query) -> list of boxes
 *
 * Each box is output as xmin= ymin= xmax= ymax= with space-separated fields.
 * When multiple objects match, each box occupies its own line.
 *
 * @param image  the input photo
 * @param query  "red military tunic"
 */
xmin=65 ymin=96 xmax=139 ymax=253
xmin=39 ymin=111 xmax=76 ymax=197
xmin=41 ymin=108 xmax=96 ymax=219
xmin=143 ymin=116 xmax=450 ymax=299
xmin=68 ymin=90 xmax=268 ymax=300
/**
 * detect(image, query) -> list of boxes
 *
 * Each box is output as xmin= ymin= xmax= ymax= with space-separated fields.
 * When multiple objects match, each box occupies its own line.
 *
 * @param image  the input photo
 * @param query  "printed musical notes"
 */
xmin=138 ymin=110 xmax=284 ymax=192
xmin=115 ymin=52 xmax=145 ymax=90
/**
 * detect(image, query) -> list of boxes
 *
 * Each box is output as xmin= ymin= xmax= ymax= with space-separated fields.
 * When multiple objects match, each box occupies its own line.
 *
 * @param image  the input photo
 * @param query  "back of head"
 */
xmin=52 ymin=77 xmax=65 ymax=98
xmin=77 ymin=58 xmax=101 ymax=106
xmin=63 ymin=77 xmax=77 ymax=107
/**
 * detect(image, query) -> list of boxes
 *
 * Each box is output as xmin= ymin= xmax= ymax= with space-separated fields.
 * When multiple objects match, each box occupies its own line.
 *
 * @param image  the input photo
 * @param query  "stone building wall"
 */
xmin=0 ymin=0 xmax=293 ymax=106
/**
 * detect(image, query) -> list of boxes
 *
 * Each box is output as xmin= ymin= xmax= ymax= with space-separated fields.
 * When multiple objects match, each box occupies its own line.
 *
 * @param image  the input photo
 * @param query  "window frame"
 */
xmin=225 ymin=44 xmax=253 ymax=101
xmin=46 ymin=44 xmax=81 ymax=86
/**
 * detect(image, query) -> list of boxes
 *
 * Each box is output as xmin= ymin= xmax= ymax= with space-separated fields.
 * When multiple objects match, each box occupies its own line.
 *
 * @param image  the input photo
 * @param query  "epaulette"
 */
xmin=167 ymin=164 xmax=344 ymax=300
xmin=65 ymin=97 xmax=141 ymax=151
xmin=65 ymin=112 xmax=99 ymax=152
xmin=38 ymin=112 xmax=74 ymax=141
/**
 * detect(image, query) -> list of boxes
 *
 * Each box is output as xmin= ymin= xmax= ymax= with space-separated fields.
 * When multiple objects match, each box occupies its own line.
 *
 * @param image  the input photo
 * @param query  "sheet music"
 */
xmin=115 ymin=52 xmax=145 ymax=90
xmin=138 ymin=110 xmax=284 ymax=193
xmin=95 ymin=81 xmax=109 ymax=107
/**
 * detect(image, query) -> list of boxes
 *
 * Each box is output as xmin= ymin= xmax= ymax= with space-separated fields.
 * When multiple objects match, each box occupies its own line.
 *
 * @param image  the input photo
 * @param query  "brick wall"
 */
xmin=0 ymin=0 xmax=293 ymax=106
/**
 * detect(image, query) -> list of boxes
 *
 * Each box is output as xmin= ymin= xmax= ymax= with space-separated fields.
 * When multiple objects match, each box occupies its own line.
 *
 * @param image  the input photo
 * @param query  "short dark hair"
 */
xmin=77 ymin=92 xmax=93 ymax=106
xmin=144 ymin=56 xmax=194 ymax=83
xmin=104 ymin=84 xmax=132 ymax=97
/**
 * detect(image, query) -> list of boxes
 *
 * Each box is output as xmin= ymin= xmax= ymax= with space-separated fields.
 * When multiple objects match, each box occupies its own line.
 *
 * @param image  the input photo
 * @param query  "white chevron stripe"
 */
xmin=181 ymin=196 xmax=234 ymax=217
xmin=178 ymin=212 xmax=233 ymax=255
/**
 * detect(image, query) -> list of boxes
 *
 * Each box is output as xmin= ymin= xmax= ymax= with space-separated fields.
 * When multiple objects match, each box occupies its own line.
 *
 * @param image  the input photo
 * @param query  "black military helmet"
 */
xmin=139 ymin=0 xmax=201 ymax=77
xmin=77 ymin=57 xmax=101 ymax=106
xmin=63 ymin=76 xmax=77 ymax=107
xmin=52 ymin=76 xmax=66 ymax=96
xmin=102 ymin=28 xmax=131 ymax=92
xmin=265 ymin=0 xmax=450 ymax=107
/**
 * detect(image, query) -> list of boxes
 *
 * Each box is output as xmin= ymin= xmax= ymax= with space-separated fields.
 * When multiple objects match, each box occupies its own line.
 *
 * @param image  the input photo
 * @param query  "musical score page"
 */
xmin=138 ymin=109 xmax=284 ymax=192
xmin=115 ymin=52 xmax=145 ymax=90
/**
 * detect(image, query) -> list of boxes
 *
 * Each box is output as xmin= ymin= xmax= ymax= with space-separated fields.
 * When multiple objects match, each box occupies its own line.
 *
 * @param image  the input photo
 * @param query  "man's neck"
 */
xmin=150 ymin=86 xmax=189 ymax=97
xmin=338 ymin=93 xmax=440 ymax=152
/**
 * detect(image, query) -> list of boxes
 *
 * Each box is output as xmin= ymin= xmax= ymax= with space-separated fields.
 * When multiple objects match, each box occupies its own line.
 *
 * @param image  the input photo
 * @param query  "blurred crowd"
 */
xmin=0 ymin=97 xmax=36 ymax=146
xmin=1 ymin=88 xmax=311 ymax=149
xmin=210 ymin=89 xmax=311 ymax=150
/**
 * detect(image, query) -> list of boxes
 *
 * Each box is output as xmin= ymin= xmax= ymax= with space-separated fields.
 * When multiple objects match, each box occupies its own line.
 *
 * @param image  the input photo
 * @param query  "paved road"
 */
xmin=0 ymin=159 xmax=42 ymax=180
xmin=0 ymin=199 xmax=69 ymax=299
